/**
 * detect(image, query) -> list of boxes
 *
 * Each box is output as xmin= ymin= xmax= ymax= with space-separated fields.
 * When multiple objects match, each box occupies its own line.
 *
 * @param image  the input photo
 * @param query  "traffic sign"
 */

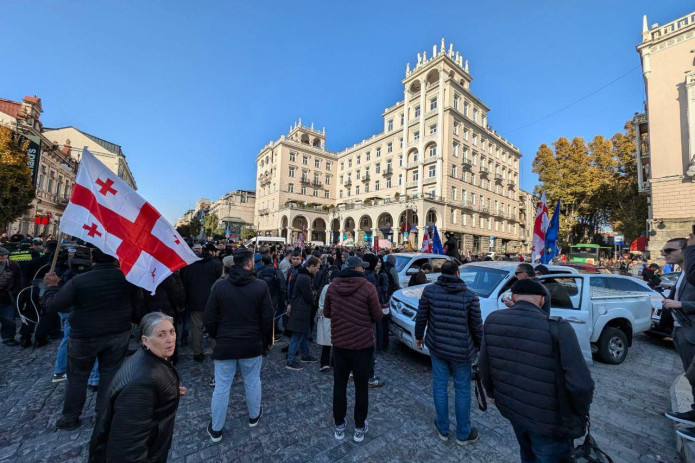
xmin=614 ymin=234 xmax=624 ymax=245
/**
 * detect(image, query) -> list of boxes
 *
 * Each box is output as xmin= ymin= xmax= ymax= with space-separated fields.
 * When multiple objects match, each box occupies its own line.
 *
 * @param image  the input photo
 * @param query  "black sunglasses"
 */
xmin=662 ymin=248 xmax=680 ymax=254
xmin=514 ymin=271 xmax=524 ymax=275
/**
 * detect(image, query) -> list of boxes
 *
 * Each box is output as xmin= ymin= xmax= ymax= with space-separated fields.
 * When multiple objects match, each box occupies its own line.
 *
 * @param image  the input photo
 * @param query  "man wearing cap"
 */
xmin=503 ymin=263 xmax=551 ymax=313
xmin=324 ymin=256 xmax=384 ymax=443
xmin=181 ymin=243 xmax=222 ymax=362
xmin=0 ymin=247 xmax=22 ymax=346
xmin=479 ymin=279 xmax=594 ymax=461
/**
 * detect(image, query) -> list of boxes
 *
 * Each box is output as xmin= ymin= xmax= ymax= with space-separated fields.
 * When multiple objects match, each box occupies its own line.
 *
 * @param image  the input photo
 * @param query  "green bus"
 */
xmin=569 ymin=244 xmax=612 ymax=265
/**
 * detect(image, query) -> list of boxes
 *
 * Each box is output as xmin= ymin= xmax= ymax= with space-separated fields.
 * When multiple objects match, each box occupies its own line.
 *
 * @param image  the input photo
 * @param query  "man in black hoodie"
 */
xmin=479 ymin=279 xmax=594 ymax=462
xmin=414 ymin=261 xmax=482 ymax=445
xmin=204 ymin=249 xmax=273 ymax=443
xmin=181 ymin=243 xmax=222 ymax=362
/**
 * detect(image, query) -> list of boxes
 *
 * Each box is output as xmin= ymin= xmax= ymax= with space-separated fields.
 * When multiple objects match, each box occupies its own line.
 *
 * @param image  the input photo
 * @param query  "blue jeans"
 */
xmin=512 ymin=423 xmax=572 ymax=462
xmin=430 ymin=352 xmax=472 ymax=440
xmin=211 ymin=356 xmax=262 ymax=431
xmin=0 ymin=303 xmax=16 ymax=341
xmin=287 ymin=332 xmax=309 ymax=362
xmin=54 ymin=313 xmax=99 ymax=383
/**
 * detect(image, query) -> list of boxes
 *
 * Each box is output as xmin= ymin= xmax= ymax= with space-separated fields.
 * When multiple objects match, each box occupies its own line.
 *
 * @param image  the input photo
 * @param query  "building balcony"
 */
xmin=507 ymin=180 xmax=516 ymax=188
xmin=361 ymin=175 xmax=370 ymax=183
xmin=406 ymin=160 xmax=420 ymax=169
xmin=462 ymin=158 xmax=472 ymax=169
xmin=460 ymin=200 xmax=474 ymax=210
xmin=382 ymin=168 xmax=393 ymax=177
xmin=479 ymin=205 xmax=491 ymax=214
xmin=344 ymin=180 xmax=352 ymax=187
xmin=312 ymin=180 xmax=323 ymax=188
xmin=258 ymin=208 xmax=270 ymax=215
xmin=479 ymin=167 xmax=490 ymax=177
xmin=406 ymin=180 xmax=419 ymax=188
xmin=494 ymin=174 xmax=503 ymax=182
xmin=300 ymin=177 xmax=311 ymax=185
xmin=423 ymin=176 xmax=437 ymax=186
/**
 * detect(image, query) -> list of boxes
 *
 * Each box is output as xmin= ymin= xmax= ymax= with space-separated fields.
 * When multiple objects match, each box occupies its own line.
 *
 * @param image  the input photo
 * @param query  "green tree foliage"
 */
xmin=240 ymin=226 xmax=256 ymax=242
xmin=532 ymin=121 xmax=647 ymax=246
xmin=189 ymin=219 xmax=202 ymax=238
xmin=176 ymin=224 xmax=191 ymax=238
xmin=0 ymin=127 xmax=34 ymax=231
xmin=204 ymin=213 xmax=218 ymax=237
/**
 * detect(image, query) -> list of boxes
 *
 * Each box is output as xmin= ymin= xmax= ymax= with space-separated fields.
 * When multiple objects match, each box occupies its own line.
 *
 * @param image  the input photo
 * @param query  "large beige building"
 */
xmin=255 ymin=39 xmax=525 ymax=252
xmin=636 ymin=10 xmax=695 ymax=254
xmin=209 ymin=190 xmax=256 ymax=240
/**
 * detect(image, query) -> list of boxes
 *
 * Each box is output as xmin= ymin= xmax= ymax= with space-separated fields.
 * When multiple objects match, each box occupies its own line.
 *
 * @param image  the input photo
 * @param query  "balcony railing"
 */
xmin=494 ymin=174 xmax=503 ymax=182
xmin=423 ymin=176 xmax=436 ymax=185
xmin=344 ymin=180 xmax=352 ymax=187
xmin=479 ymin=167 xmax=490 ymax=176
xmin=507 ymin=180 xmax=516 ymax=188
xmin=407 ymin=160 xmax=419 ymax=169
xmin=312 ymin=180 xmax=323 ymax=188
xmin=300 ymin=177 xmax=311 ymax=185
xmin=258 ymin=208 xmax=270 ymax=215
xmin=361 ymin=175 xmax=370 ymax=183
xmin=406 ymin=180 xmax=419 ymax=188
xmin=382 ymin=168 xmax=393 ymax=177
xmin=462 ymin=158 xmax=472 ymax=169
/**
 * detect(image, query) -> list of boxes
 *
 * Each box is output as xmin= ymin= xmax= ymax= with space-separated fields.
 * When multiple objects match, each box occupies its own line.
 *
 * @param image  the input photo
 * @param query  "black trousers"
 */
xmin=674 ymin=327 xmax=695 ymax=409
xmin=333 ymin=346 xmax=372 ymax=428
xmin=62 ymin=331 xmax=130 ymax=422
xmin=320 ymin=345 xmax=333 ymax=367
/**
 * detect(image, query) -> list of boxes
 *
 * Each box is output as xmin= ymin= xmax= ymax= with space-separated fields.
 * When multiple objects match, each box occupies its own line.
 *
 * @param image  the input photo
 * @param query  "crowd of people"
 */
xmin=7 ymin=231 xmax=695 ymax=461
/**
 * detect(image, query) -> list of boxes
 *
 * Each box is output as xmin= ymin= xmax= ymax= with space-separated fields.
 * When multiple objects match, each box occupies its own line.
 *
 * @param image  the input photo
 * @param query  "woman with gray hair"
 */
xmin=89 ymin=312 xmax=185 ymax=462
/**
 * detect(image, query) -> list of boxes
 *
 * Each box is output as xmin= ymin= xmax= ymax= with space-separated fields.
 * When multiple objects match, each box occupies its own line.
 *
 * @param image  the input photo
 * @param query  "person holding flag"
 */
xmin=532 ymin=192 xmax=549 ymax=263
xmin=43 ymin=148 xmax=199 ymax=430
xmin=542 ymin=201 xmax=561 ymax=264
xmin=421 ymin=228 xmax=432 ymax=253
xmin=432 ymin=226 xmax=444 ymax=255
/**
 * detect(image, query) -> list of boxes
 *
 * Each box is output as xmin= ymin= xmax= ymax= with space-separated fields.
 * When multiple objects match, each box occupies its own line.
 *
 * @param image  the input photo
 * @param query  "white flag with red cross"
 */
xmin=60 ymin=148 xmax=199 ymax=293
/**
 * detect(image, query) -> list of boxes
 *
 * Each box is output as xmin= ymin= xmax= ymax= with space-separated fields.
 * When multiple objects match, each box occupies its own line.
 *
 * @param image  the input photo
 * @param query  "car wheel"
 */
xmin=597 ymin=327 xmax=628 ymax=365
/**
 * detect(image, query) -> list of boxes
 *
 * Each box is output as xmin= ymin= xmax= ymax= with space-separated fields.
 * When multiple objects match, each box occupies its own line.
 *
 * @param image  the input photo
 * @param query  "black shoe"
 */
xmin=665 ymin=410 xmax=695 ymax=426
xmin=51 ymin=373 xmax=67 ymax=383
xmin=249 ymin=407 xmax=263 ymax=427
xmin=2 ymin=339 xmax=19 ymax=347
xmin=677 ymin=427 xmax=695 ymax=442
xmin=300 ymin=355 xmax=318 ymax=363
xmin=286 ymin=361 xmax=303 ymax=371
xmin=19 ymin=337 xmax=32 ymax=348
xmin=281 ymin=346 xmax=289 ymax=353
xmin=193 ymin=353 xmax=205 ymax=363
xmin=434 ymin=420 xmax=449 ymax=441
xmin=207 ymin=422 xmax=223 ymax=443
xmin=56 ymin=417 xmax=80 ymax=430
xmin=456 ymin=427 xmax=478 ymax=446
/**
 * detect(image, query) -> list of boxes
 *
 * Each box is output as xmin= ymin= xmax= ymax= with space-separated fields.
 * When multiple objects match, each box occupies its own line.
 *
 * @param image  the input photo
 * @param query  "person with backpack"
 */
xmin=257 ymin=254 xmax=286 ymax=333
xmin=479 ymin=279 xmax=594 ymax=461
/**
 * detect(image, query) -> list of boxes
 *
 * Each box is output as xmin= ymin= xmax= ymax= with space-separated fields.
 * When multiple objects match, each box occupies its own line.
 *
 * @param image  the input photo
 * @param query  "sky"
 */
xmin=1 ymin=1 xmax=690 ymax=223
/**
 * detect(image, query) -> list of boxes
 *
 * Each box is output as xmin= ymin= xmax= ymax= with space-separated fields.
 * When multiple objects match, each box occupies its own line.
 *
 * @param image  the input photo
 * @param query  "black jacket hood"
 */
xmin=227 ymin=266 xmax=256 ymax=286
xmin=435 ymin=274 xmax=468 ymax=294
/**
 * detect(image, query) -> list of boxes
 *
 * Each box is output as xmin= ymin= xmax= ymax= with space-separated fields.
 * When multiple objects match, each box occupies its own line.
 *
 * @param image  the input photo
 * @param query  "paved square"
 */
xmin=0 ymin=333 xmax=682 ymax=462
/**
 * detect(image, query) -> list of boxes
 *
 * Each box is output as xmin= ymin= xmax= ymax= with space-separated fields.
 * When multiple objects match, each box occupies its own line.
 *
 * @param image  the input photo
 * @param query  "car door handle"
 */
xmin=564 ymin=318 xmax=586 ymax=324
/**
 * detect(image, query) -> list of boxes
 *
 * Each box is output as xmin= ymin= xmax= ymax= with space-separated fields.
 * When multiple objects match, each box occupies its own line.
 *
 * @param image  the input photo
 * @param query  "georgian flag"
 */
xmin=421 ymin=228 xmax=433 ymax=253
xmin=60 ymin=148 xmax=199 ymax=293
xmin=531 ymin=191 xmax=550 ymax=263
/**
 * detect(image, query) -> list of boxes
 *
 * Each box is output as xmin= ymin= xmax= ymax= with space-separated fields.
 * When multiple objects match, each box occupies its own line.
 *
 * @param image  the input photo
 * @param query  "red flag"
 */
xmin=60 ymin=149 xmax=199 ymax=293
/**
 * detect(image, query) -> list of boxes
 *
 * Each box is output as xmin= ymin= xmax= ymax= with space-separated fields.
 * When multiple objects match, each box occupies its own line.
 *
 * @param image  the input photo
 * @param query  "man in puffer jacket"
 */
xmin=324 ymin=256 xmax=384 ymax=443
xmin=414 ymin=261 xmax=482 ymax=445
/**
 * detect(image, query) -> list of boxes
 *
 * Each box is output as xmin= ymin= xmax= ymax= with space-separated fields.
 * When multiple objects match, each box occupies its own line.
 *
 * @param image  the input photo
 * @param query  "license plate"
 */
xmin=391 ymin=325 xmax=404 ymax=338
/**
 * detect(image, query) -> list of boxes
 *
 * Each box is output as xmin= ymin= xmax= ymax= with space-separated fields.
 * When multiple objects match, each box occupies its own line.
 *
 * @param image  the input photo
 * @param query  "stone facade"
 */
xmin=208 ymin=190 xmax=256 ymax=240
xmin=254 ymin=39 xmax=525 ymax=252
xmin=636 ymin=10 xmax=695 ymax=254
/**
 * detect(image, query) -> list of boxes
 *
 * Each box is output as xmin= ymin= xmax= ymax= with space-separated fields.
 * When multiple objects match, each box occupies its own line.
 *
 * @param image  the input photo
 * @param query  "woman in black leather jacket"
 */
xmin=89 ymin=312 xmax=185 ymax=462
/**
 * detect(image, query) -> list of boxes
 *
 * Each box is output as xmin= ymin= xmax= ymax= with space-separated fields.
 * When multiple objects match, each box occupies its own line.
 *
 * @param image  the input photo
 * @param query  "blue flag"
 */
xmin=542 ymin=201 xmax=561 ymax=264
xmin=432 ymin=226 xmax=444 ymax=254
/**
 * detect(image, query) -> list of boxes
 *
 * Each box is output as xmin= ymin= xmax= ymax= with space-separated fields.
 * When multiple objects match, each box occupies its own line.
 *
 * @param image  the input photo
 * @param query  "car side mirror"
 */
xmin=406 ymin=268 xmax=418 ymax=276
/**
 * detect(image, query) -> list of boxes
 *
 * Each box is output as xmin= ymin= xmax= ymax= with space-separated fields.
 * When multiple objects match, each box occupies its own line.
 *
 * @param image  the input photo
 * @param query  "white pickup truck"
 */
xmin=389 ymin=262 xmax=653 ymax=365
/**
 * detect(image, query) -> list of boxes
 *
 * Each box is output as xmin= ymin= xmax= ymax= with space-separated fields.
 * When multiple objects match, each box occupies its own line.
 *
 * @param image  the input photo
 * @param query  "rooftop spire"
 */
xmin=642 ymin=14 xmax=648 ymax=33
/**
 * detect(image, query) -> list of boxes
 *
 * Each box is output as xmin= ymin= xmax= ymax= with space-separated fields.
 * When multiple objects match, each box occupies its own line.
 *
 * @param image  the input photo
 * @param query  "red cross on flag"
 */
xmin=60 ymin=148 xmax=199 ymax=293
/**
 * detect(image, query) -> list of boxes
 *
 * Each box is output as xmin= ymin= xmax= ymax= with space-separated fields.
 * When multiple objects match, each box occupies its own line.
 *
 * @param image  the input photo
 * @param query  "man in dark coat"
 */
xmin=479 ymin=279 xmax=594 ymax=461
xmin=286 ymin=256 xmax=321 ymax=370
xmin=0 ymin=247 xmax=22 ymax=346
xmin=408 ymin=263 xmax=432 ymax=287
xmin=257 ymin=254 xmax=287 ymax=331
xmin=414 ymin=261 xmax=482 ymax=444
xmin=324 ymin=256 xmax=384 ymax=442
xmin=181 ymin=243 xmax=221 ymax=362
xmin=44 ymin=248 xmax=145 ymax=430
xmin=203 ymin=249 xmax=273 ymax=442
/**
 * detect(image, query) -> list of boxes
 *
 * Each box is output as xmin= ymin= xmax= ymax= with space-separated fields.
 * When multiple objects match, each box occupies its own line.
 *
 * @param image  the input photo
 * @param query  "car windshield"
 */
xmin=394 ymin=255 xmax=414 ymax=272
xmin=458 ymin=266 xmax=508 ymax=298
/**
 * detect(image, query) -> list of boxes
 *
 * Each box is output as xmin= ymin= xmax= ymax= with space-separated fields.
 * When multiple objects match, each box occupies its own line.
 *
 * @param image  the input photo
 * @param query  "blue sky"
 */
xmin=2 ymin=1 xmax=689 ymax=223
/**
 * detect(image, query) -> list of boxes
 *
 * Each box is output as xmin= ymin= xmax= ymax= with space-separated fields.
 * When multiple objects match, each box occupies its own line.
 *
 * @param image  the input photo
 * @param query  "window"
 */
xmin=288 ymin=183 xmax=294 ymax=192
xmin=340 ymin=190 xmax=343 ymax=198
xmin=376 ymin=147 xmax=381 ymax=157
xmin=428 ymin=188 xmax=435 ymax=198
xmin=400 ymin=113 xmax=404 ymax=125
xmin=348 ymin=159 xmax=352 ymax=168
xmin=388 ymin=119 xmax=393 ymax=131
xmin=429 ymin=124 xmax=437 ymax=135
xmin=340 ymin=175 xmax=344 ymax=185
xmin=453 ymin=121 xmax=459 ymax=135
xmin=463 ymin=212 xmax=468 ymax=225
xmin=356 ymin=155 xmax=361 ymax=165
xmin=453 ymin=141 xmax=460 ymax=157
xmin=375 ymin=163 xmax=381 ymax=173
xmin=454 ymin=94 xmax=460 ymax=110
xmin=386 ymin=177 xmax=391 ymax=188
xmin=463 ymin=129 xmax=469 ymax=141
xmin=540 ymin=276 xmax=584 ymax=309
xmin=412 ymin=170 xmax=419 ymax=181
xmin=473 ymin=134 xmax=478 ymax=146
xmin=414 ymin=130 xmax=420 ymax=141
xmin=355 ymin=185 xmax=360 ymax=195
xmin=452 ymin=165 xmax=458 ymax=178
xmin=413 ymin=151 xmax=419 ymax=162
xmin=340 ymin=162 xmax=344 ymax=171
xmin=302 ymin=155 xmax=308 ymax=165
xmin=366 ymin=152 xmax=370 ymax=162
xmin=386 ymin=159 xmax=392 ymax=171
xmin=325 ymin=190 xmax=330 ymax=198
xmin=451 ymin=209 xmax=456 ymax=224
xmin=428 ymin=165 xmax=436 ymax=177
xmin=326 ymin=175 xmax=331 ymax=185
xmin=473 ymin=108 xmax=479 ymax=123
xmin=471 ymin=194 xmax=476 ymax=205
xmin=464 ymin=101 xmax=470 ymax=117
xmin=430 ymin=97 xmax=437 ymax=110
xmin=398 ymin=155 xmax=403 ymax=167
xmin=289 ymin=151 xmax=297 ymax=162
xmin=375 ymin=180 xmax=380 ymax=191
xmin=313 ymin=189 xmax=319 ymax=197
xmin=289 ymin=167 xmax=296 ymax=177
xmin=451 ymin=187 xmax=457 ymax=200
xmin=399 ymin=137 xmax=403 ymax=148
xmin=314 ymin=173 xmax=320 ymax=183
xmin=398 ymin=173 xmax=403 ymax=185
xmin=387 ymin=142 xmax=392 ymax=153
xmin=326 ymin=161 xmax=332 ymax=170
xmin=429 ymin=145 xmax=436 ymax=157
xmin=365 ymin=184 xmax=369 ymax=193
xmin=301 ymin=185 xmax=307 ymax=195
xmin=462 ymin=189 xmax=467 ymax=202
xmin=414 ymin=106 xmax=421 ymax=117
xmin=356 ymin=171 xmax=361 ymax=180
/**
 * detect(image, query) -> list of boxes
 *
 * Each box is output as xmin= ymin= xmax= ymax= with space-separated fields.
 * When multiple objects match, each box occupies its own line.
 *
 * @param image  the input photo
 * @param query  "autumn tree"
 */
xmin=176 ymin=224 xmax=191 ymax=238
xmin=204 ymin=213 xmax=219 ymax=238
xmin=532 ymin=121 xmax=648 ymax=246
xmin=0 ymin=127 xmax=34 ymax=232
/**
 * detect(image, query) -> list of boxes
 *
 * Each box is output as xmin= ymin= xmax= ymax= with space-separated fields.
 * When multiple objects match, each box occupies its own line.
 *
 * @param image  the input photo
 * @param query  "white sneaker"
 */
xmin=334 ymin=422 xmax=346 ymax=440
xmin=354 ymin=421 xmax=369 ymax=442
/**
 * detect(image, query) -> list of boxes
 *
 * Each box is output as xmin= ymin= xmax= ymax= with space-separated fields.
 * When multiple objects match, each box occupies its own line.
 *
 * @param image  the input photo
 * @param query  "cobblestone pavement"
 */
xmin=0 ymin=331 xmax=683 ymax=463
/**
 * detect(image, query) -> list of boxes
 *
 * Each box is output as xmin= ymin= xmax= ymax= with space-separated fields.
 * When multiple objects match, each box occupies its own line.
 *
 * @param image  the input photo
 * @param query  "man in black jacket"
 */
xmin=285 ymin=256 xmax=321 ymax=370
xmin=479 ymin=279 xmax=594 ymax=462
xmin=204 ymin=249 xmax=273 ymax=442
xmin=414 ymin=261 xmax=482 ymax=445
xmin=181 ymin=243 xmax=222 ymax=362
xmin=0 ymin=247 xmax=22 ymax=346
xmin=257 ymin=254 xmax=286 ymax=332
xmin=44 ymin=248 xmax=144 ymax=430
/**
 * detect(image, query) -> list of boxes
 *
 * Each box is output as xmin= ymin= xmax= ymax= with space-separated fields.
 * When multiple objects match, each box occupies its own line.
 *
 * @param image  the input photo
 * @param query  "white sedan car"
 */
xmin=390 ymin=252 xmax=462 ymax=288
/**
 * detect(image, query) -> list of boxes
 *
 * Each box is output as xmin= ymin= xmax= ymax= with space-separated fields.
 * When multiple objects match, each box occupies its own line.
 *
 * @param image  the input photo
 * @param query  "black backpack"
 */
xmin=258 ymin=266 xmax=278 ymax=293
